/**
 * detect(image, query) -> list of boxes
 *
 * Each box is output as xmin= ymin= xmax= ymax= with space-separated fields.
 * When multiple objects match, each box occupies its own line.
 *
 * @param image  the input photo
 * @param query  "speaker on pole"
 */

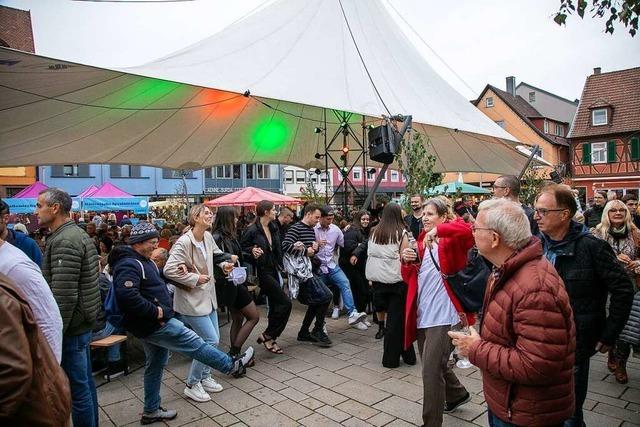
xmin=368 ymin=124 xmax=399 ymax=164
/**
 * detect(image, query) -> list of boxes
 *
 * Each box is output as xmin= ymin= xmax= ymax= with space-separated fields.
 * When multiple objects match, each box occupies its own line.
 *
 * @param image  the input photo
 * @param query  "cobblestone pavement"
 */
xmin=98 ymin=303 xmax=640 ymax=426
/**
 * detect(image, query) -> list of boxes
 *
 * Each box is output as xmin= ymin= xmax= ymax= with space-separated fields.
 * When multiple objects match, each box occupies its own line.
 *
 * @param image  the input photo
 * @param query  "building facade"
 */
xmin=515 ymin=81 xmax=579 ymax=125
xmin=568 ymin=67 xmax=640 ymax=201
xmin=0 ymin=5 xmax=37 ymax=197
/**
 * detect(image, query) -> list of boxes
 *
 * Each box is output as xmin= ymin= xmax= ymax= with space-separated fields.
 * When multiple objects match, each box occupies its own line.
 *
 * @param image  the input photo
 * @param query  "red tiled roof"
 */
xmin=569 ymin=67 xmax=640 ymax=138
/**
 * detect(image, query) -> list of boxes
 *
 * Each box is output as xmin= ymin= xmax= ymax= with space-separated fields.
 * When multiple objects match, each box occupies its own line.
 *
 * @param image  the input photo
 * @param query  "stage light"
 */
xmin=314 ymin=168 xmax=322 ymax=175
xmin=342 ymin=145 xmax=349 ymax=155
xmin=314 ymin=127 xmax=324 ymax=134
xmin=314 ymin=152 xmax=324 ymax=159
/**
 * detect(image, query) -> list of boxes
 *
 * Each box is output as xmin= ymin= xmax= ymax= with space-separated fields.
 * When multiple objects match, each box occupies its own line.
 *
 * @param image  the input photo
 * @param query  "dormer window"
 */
xmin=592 ymin=108 xmax=608 ymax=126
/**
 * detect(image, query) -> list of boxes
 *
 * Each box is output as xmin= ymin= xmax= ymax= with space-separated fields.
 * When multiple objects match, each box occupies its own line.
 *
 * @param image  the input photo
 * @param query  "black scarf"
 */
xmin=608 ymin=225 xmax=628 ymax=240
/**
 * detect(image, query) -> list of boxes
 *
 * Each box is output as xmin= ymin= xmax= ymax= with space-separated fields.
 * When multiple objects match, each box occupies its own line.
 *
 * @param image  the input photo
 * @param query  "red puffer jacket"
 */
xmin=468 ymin=237 xmax=576 ymax=426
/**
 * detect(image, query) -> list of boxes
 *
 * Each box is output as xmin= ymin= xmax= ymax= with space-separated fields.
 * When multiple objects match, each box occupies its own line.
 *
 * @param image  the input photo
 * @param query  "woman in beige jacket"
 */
xmin=164 ymin=204 xmax=240 ymax=403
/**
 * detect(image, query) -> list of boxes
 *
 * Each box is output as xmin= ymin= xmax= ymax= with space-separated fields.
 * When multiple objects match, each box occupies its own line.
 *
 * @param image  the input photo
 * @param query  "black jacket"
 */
xmin=584 ymin=205 xmax=605 ymax=228
xmin=109 ymin=246 xmax=174 ymax=338
xmin=212 ymin=231 xmax=249 ymax=283
xmin=339 ymin=226 xmax=368 ymax=270
xmin=240 ymin=221 xmax=283 ymax=273
xmin=540 ymin=221 xmax=634 ymax=361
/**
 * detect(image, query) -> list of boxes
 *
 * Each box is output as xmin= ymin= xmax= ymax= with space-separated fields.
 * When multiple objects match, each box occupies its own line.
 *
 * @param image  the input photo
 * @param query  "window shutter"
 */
xmin=51 ymin=165 xmax=63 ymax=176
xmin=78 ymin=164 xmax=90 ymax=176
xmin=607 ymin=141 xmax=617 ymax=163
xmin=631 ymin=137 xmax=640 ymax=161
xmin=582 ymin=143 xmax=591 ymax=164
xmin=110 ymin=165 xmax=121 ymax=177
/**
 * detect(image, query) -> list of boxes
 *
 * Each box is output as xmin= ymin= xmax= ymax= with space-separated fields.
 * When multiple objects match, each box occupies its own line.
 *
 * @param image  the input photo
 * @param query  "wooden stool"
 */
xmin=90 ymin=335 xmax=129 ymax=381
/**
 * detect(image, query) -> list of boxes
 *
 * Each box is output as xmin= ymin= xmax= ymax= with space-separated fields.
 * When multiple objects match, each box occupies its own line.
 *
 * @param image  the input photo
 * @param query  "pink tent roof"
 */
xmin=205 ymin=187 xmax=302 ymax=207
xmin=85 ymin=182 xmax=133 ymax=198
xmin=78 ymin=184 xmax=99 ymax=198
xmin=13 ymin=181 xmax=48 ymax=198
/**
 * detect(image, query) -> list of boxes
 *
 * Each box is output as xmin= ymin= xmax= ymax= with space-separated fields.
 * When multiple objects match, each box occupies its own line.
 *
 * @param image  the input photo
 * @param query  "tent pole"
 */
xmin=517 ymin=145 xmax=540 ymax=180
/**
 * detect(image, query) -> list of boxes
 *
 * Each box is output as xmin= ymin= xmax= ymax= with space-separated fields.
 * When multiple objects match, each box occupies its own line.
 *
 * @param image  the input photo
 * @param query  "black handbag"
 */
xmin=428 ymin=247 xmax=490 ymax=313
xmin=297 ymin=275 xmax=333 ymax=306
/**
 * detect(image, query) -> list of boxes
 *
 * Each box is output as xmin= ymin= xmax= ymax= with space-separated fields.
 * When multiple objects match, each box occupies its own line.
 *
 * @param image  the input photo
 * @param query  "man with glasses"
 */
xmin=491 ymin=175 xmax=537 ymax=234
xmin=621 ymin=194 xmax=640 ymax=229
xmin=534 ymin=184 xmax=633 ymax=427
xmin=583 ymin=190 xmax=607 ymax=228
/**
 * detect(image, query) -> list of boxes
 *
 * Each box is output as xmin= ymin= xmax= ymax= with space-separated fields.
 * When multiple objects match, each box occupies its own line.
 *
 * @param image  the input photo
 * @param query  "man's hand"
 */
xmin=293 ymin=241 xmax=305 ymax=251
xmin=306 ymin=246 xmax=316 ymax=257
xmin=350 ymin=255 xmax=358 ymax=265
xmin=230 ymin=254 xmax=239 ymax=264
xmin=401 ymin=247 xmax=417 ymax=263
xmin=448 ymin=326 xmax=480 ymax=359
xmin=595 ymin=342 xmax=611 ymax=353
xmin=197 ymin=274 xmax=210 ymax=285
xmin=157 ymin=306 xmax=164 ymax=319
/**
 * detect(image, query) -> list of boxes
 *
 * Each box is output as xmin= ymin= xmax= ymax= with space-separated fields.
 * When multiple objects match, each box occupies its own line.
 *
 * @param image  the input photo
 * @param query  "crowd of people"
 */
xmin=0 ymin=177 xmax=638 ymax=427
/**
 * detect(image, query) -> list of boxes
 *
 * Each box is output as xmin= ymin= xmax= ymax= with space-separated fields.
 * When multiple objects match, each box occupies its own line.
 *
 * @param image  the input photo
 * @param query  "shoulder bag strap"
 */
xmin=427 ymin=245 xmax=441 ymax=272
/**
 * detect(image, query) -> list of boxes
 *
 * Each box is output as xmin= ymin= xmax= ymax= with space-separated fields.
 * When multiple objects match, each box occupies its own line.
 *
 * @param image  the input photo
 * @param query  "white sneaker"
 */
xmin=230 ymin=346 xmax=255 ymax=378
xmin=184 ymin=382 xmax=211 ymax=402
xmin=201 ymin=376 xmax=224 ymax=393
xmin=331 ymin=307 xmax=340 ymax=319
xmin=353 ymin=322 xmax=368 ymax=330
xmin=363 ymin=319 xmax=372 ymax=327
xmin=347 ymin=311 xmax=366 ymax=325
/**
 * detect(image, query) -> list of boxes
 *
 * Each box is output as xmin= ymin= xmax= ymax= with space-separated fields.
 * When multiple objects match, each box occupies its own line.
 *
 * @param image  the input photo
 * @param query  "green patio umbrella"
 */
xmin=426 ymin=181 xmax=491 ymax=195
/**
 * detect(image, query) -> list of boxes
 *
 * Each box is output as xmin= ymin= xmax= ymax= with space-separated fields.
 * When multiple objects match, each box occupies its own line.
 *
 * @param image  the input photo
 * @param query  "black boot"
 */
xmin=375 ymin=322 xmax=386 ymax=340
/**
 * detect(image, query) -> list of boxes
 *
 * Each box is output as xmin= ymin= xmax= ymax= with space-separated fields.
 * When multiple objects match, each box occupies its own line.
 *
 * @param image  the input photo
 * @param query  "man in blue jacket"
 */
xmin=110 ymin=222 xmax=253 ymax=425
xmin=0 ymin=199 xmax=42 ymax=265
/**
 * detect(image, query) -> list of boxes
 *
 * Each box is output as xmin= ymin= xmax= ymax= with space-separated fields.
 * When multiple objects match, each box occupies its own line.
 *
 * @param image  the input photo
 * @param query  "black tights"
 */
xmin=228 ymin=302 xmax=260 ymax=354
xmin=300 ymin=302 xmax=330 ymax=333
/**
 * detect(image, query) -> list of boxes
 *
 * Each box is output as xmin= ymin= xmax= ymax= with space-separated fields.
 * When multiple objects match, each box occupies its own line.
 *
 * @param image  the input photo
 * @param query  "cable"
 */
xmin=0 ymin=83 xmax=244 ymax=111
xmin=338 ymin=0 xmax=392 ymax=116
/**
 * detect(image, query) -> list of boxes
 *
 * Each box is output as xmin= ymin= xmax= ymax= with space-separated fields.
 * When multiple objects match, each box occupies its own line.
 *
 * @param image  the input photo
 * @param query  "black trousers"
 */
xmin=340 ymin=262 xmax=369 ymax=313
xmin=372 ymin=281 xmax=416 ymax=368
xmin=258 ymin=269 xmax=292 ymax=339
xmin=300 ymin=302 xmax=329 ymax=333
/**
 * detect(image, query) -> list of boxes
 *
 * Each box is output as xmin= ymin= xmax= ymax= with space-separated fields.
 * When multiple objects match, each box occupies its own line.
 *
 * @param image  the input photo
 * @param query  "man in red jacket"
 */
xmin=450 ymin=198 xmax=576 ymax=427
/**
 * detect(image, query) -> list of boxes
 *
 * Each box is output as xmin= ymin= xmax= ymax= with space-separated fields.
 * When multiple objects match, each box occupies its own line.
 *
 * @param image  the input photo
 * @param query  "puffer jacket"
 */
xmin=540 ymin=221 xmax=634 ymax=361
xmin=42 ymin=220 xmax=100 ymax=336
xmin=469 ymin=237 xmax=576 ymax=426
xmin=584 ymin=205 xmax=604 ymax=228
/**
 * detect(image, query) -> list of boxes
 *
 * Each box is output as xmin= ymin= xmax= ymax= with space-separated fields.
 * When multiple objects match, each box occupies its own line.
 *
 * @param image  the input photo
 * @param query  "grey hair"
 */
xmin=152 ymin=247 xmax=169 ymax=260
xmin=39 ymin=188 xmax=72 ymax=214
xmin=497 ymin=175 xmax=520 ymax=196
xmin=477 ymin=198 xmax=531 ymax=250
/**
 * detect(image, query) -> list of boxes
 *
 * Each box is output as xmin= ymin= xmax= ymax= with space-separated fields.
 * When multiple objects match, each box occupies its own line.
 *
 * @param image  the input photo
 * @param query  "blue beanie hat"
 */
xmin=128 ymin=222 xmax=159 ymax=244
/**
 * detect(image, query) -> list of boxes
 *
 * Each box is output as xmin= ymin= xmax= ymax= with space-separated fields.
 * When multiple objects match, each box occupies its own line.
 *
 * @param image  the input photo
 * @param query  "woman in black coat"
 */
xmin=240 ymin=200 xmax=292 ymax=354
xmin=339 ymin=211 xmax=371 ymax=321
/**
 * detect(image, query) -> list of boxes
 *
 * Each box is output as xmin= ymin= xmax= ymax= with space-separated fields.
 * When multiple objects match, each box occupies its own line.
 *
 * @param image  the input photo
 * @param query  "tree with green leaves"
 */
xmin=301 ymin=180 xmax=324 ymax=205
xmin=554 ymin=0 xmax=639 ymax=37
xmin=520 ymin=167 xmax=547 ymax=207
xmin=395 ymin=130 xmax=442 ymax=212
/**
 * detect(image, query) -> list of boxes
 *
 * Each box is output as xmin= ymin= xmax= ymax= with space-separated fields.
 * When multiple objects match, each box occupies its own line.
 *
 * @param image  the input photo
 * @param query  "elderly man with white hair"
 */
xmin=449 ymin=198 xmax=576 ymax=427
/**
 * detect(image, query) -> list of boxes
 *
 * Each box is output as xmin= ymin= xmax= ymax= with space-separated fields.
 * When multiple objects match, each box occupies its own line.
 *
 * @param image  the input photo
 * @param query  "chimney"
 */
xmin=506 ymin=76 xmax=516 ymax=97
xmin=593 ymin=67 xmax=601 ymax=75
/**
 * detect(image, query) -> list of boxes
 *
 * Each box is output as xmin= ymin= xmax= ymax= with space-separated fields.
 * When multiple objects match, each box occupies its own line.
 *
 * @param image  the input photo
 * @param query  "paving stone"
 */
xmin=384 ymin=418 xmax=417 ymax=427
xmin=261 ymin=377 xmax=288 ymax=391
xmin=213 ymin=412 xmax=241 ymax=427
xmin=588 ymin=391 xmax=629 ymax=408
xmin=163 ymin=399 xmax=207 ymax=426
xmin=621 ymin=422 xmax=640 ymax=427
xmin=446 ymin=401 xmax=486 ymax=422
xmin=273 ymin=398 xmax=314 ymax=420
xmin=457 ymin=375 xmax=485 ymax=394
xmin=623 ymin=388 xmax=640 ymax=404
xmin=194 ymin=399 xmax=226 ymax=418
xmin=373 ymin=395 xmax=422 ymax=425
xmin=373 ymin=377 xmax=423 ymax=402
xmin=98 ymin=407 xmax=116 ymax=427
xmin=249 ymin=388 xmax=288 ymax=405
xmin=284 ymin=377 xmax=322 ymax=393
xmin=211 ymin=386 xmax=262 ymax=414
xmin=260 ymin=364 xmax=297 ymax=382
xmin=593 ymin=402 xmax=640 ymax=424
xmin=331 ymin=342 xmax=367 ymax=356
xmin=98 ymin=380 xmax=137 ymax=406
xmin=336 ymin=399 xmax=380 ymax=420
xmin=235 ymin=404 xmax=299 ymax=426
xmin=292 ymin=349 xmax=352 ymax=372
xmin=299 ymin=397 xmax=325 ymax=410
xmin=277 ymin=358 xmax=316 ymax=374
xmin=280 ymin=386 xmax=309 ymax=402
xmin=367 ymin=411 xmax=397 ymax=426
xmin=589 ymin=379 xmax=629 ymax=398
xmin=583 ymin=408 xmax=626 ymax=426
xmin=244 ymin=368 xmax=269 ymax=382
xmin=307 ymin=387 xmax=350 ymax=406
xmin=341 ymin=417 xmax=373 ymax=427
xmin=102 ymin=398 xmax=144 ymax=426
xmin=583 ymin=398 xmax=598 ymax=411
xmin=299 ymin=412 xmax=343 ymax=427
xmin=335 ymin=364 xmax=392 ymax=386
xmin=298 ymin=366 xmax=350 ymax=388
xmin=230 ymin=376 xmax=263 ymax=393
xmin=443 ymin=414 xmax=481 ymax=426
xmin=336 ymin=380 xmax=392 ymax=406
xmin=361 ymin=361 xmax=392 ymax=373
xmin=316 ymin=404 xmax=351 ymax=422
xmin=178 ymin=418 xmax=222 ymax=427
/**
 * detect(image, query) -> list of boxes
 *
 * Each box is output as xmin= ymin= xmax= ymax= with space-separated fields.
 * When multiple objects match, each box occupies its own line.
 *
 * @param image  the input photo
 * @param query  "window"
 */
xmin=163 ymin=169 xmax=194 ymax=179
xmin=391 ymin=170 xmax=400 ymax=182
xmin=295 ymin=170 xmax=306 ymax=184
xmin=528 ymin=91 xmax=536 ymax=102
xmin=367 ymin=169 xmax=376 ymax=181
xmin=205 ymin=168 xmax=213 ymax=179
xmin=319 ymin=171 xmax=328 ymax=183
xmin=63 ymin=165 xmax=79 ymax=177
xmin=631 ymin=137 xmax=640 ymax=161
xmin=591 ymin=142 xmax=607 ymax=164
xmin=215 ymin=165 xmax=231 ymax=179
xmin=543 ymin=119 xmax=549 ymax=134
xmin=352 ymin=167 xmax=362 ymax=181
xmin=110 ymin=165 xmax=141 ymax=178
xmin=494 ymin=120 xmax=505 ymax=128
xmin=257 ymin=164 xmax=277 ymax=179
xmin=246 ymin=164 xmax=255 ymax=180
xmin=382 ymin=170 xmax=388 ymax=181
xmin=555 ymin=123 xmax=565 ymax=137
xmin=284 ymin=170 xmax=293 ymax=184
xmin=233 ymin=165 xmax=241 ymax=179
xmin=592 ymin=109 xmax=607 ymax=126
xmin=485 ymin=97 xmax=494 ymax=108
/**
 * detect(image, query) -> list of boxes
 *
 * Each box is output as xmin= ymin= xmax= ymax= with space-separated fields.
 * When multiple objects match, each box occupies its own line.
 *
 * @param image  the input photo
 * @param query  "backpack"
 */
xmin=106 ymin=259 xmax=146 ymax=328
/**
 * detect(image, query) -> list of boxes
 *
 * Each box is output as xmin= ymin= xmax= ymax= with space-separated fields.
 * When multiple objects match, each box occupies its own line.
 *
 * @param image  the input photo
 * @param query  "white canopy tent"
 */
xmin=0 ymin=0 xmax=527 ymax=174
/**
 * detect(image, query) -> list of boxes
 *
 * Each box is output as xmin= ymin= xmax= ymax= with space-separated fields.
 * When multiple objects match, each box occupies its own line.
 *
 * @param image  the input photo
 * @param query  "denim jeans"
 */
xmin=564 ymin=358 xmax=590 ymax=427
xmin=319 ymin=266 xmax=356 ymax=314
xmin=181 ymin=311 xmax=220 ymax=386
xmin=61 ymin=331 xmax=98 ymax=427
xmin=489 ymin=410 xmax=563 ymax=427
xmin=92 ymin=321 xmax=121 ymax=362
xmin=141 ymin=318 xmax=234 ymax=413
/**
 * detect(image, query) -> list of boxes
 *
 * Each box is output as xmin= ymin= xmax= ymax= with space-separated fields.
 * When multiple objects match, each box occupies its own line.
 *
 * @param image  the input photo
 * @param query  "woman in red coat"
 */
xmin=401 ymin=197 xmax=474 ymax=427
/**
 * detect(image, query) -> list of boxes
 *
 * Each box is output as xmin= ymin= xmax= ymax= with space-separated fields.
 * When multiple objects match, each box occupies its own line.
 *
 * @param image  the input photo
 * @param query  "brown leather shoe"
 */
xmin=614 ymin=361 xmax=628 ymax=384
xmin=607 ymin=350 xmax=618 ymax=372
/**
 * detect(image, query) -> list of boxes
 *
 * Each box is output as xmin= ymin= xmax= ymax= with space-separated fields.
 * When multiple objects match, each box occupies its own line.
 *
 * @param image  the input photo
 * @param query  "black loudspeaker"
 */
xmin=368 ymin=125 xmax=398 ymax=164
xmin=549 ymin=170 xmax=562 ymax=184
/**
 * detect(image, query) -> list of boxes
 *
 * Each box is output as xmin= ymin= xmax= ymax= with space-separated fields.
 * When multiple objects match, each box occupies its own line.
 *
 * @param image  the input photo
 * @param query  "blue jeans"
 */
xmin=61 ymin=331 xmax=98 ymax=427
xmin=141 ymin=318 xmax=233 ymax=413
xmin=489 ymin=410 xmax=563 ymax=427
xmin=564 ymin=358 xmax=590 ymax=427
xmin=319 ymin=266 xmax=356 ymax=314
xmin=92 ymin=321 xmax=121 ymax=362
xmin=181 ymin=311 xmax=220 ymax=386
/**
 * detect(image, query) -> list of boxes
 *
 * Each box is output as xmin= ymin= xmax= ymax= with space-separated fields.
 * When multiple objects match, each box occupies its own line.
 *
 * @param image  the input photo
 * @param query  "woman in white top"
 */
xmin=164 ymin=204 xmax=240 ymax=403
xmin=365 ymin=203 xmax=417 ymax=368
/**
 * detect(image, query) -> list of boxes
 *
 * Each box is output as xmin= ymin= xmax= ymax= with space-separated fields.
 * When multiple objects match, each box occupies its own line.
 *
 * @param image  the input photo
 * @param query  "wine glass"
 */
xmin=450 ymin=313 xmax=473 ymax=369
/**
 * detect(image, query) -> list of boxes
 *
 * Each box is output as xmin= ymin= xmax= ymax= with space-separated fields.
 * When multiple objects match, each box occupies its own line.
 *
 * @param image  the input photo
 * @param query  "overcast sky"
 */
xmin=1 ymin=0 xmax=638 ymax=102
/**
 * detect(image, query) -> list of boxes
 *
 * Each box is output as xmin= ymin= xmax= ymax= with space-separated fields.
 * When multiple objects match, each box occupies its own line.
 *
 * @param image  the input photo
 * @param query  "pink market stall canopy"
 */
xmin=205 ymin=187 xmax=302 ymax=207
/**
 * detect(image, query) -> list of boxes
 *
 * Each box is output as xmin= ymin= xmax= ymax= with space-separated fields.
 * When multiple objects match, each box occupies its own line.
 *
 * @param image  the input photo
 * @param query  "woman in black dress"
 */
xmin=212 ymin=206 xmax=260 ymax=358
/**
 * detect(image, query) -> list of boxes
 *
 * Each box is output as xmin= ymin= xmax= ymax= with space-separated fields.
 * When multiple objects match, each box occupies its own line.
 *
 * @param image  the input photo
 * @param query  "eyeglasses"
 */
xmin=471 ymin=225 xmax=494 ymax=233
xmin=492 ymin=185 xmax=507 ymax=189
xmin=608 ymin=208 xmax=627 ymax=214
xmin=533 ymin=208 xmax=567 ymax=217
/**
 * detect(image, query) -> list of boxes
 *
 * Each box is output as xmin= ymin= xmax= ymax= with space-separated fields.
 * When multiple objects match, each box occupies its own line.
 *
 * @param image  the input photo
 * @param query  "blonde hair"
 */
xmin=188 ymin=204 xmax=210 ymax=227
xmin=593 ymin=200 xmax=634 ymax=239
